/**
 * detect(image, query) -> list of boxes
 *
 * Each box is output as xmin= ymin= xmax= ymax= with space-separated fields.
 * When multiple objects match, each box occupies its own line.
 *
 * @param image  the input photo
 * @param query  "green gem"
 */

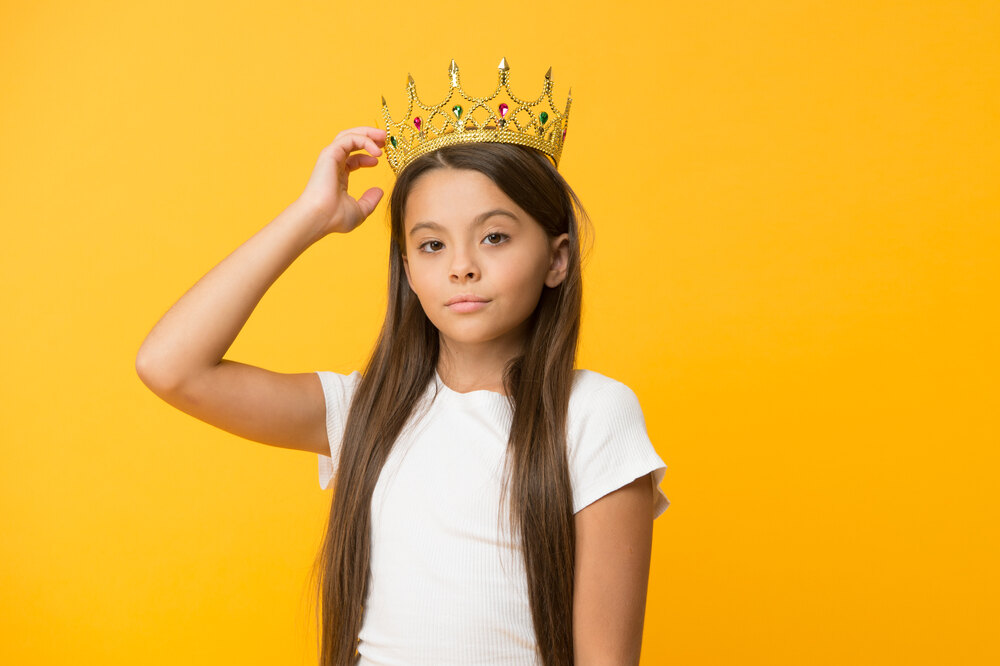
xmin=389 ymin=135 xmax=397 ymax=148
xmin=453 ymin=105 xmax=463 ymax=119
xmin=540 ymin=111 xmax=548 ymax=125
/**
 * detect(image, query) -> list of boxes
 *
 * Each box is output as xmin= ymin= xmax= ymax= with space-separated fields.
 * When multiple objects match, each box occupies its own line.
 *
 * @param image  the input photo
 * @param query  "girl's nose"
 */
xmin=449 ymin=248 xmax=480 ymax=280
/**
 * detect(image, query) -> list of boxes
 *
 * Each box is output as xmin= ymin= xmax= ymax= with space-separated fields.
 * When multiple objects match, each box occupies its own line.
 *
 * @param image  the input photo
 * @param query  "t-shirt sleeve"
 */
xmin=315 ymin=370 xmax=362 ymax=490
xmin=567 ymin=381 xmax=670 ymax=519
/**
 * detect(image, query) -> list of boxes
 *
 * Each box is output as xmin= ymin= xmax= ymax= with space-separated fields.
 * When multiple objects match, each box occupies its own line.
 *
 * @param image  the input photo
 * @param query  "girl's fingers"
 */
xmin=324 ymin=128 xmax=386 ymax=171
xmin=330 ymin=132 xmax=382 ymax=166
xmin=355 ymin=186 xmax=384 ymax=220
xmin=345 ymin=153 xmax=379 ymax=172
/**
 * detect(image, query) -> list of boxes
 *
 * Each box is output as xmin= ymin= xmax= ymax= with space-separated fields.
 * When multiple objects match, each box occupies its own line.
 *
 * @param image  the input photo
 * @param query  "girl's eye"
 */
xmin=417 ymin=233 xmax=509 ymax=253
xmin=484 ymin=232 xmax=509 ymax=246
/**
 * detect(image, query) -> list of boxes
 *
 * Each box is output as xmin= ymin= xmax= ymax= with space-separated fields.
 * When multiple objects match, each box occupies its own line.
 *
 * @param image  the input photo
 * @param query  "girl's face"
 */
xmin=401 ymin=167 xmax=569 ymax=352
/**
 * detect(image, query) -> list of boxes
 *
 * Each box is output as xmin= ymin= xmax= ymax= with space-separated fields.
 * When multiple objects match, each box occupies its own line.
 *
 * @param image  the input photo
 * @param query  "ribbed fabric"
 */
xmin=316 ymin=368 xmax=669 ymax=665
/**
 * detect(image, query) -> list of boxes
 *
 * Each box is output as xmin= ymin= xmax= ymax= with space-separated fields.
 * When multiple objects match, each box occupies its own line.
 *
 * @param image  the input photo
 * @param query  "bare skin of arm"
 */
xmin=135 ymin=126 xmax=387 ymax=455
xmin=573 ymin=473 xmax=657 ymax=665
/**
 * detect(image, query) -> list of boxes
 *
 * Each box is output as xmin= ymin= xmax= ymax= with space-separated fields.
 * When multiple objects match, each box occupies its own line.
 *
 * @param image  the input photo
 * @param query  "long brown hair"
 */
xmin=309 ymin=141 xmax=593 ymax=665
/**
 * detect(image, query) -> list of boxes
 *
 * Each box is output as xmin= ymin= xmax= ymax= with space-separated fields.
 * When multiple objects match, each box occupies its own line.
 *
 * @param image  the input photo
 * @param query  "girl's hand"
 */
xmin=295 ymin=126 xmax=387 ymax=236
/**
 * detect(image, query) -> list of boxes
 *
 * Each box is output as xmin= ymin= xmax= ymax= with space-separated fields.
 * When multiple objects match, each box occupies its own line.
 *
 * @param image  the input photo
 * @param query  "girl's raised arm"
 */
xmin=135 ymin=127 xmax=386 ymax=456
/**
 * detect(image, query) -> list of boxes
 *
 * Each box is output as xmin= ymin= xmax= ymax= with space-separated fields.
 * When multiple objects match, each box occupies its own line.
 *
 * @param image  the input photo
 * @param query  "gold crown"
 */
xmin=379 ymin=57 xmax=572 ymax=176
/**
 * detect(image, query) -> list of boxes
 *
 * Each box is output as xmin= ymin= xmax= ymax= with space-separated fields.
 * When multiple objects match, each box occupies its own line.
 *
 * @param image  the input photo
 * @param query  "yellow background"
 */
xmin=2 ymin=1 xmax=997 ymax=664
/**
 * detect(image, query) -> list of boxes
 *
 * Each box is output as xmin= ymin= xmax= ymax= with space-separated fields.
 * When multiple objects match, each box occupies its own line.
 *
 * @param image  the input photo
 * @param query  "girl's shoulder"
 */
xmin=569 ymin=368 xmax=641 ymax=409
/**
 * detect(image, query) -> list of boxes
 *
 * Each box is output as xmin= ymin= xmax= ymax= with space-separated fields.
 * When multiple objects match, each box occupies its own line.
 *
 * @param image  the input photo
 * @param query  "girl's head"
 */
xmin=384 ymin=142 xmax=591 ymax=364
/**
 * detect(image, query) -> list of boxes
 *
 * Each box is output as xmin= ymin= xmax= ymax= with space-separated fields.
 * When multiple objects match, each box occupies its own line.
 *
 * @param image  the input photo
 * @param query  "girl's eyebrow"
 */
xmin=408 ymin=209 xmax=519 ymax=237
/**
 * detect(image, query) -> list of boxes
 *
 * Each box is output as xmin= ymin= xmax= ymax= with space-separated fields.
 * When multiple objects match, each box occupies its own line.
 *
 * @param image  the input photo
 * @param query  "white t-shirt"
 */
xmin=315 ymin=367 xmax=669 ymax=666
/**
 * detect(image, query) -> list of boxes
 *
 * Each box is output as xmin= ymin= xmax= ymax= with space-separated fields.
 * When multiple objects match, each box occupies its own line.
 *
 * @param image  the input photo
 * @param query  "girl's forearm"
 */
xmin=135 ymin=198 xmax=327 ymax=389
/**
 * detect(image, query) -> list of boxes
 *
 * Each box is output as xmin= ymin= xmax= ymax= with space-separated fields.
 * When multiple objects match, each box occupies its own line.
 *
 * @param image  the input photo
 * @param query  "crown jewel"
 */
xmin=379 ymin=57 xmax=572 ymax=176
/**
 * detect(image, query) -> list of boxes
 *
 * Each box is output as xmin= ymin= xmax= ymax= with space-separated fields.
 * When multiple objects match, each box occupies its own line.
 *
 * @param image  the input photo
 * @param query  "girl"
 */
xmin=136 ymin=122 xmax=669 ymax=665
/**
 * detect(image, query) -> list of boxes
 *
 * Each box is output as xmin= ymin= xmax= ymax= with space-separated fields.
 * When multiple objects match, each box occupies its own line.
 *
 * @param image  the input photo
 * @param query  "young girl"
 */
xmin=137 ymin=69 xmax=669 ymax=666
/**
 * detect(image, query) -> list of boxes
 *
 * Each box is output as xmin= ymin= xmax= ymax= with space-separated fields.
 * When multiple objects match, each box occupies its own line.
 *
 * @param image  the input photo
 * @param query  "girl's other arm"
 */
xmin=573 ymin=473 xmax=656 ymax=665
xmin=135 ymin=127 xmax=386 ymax=456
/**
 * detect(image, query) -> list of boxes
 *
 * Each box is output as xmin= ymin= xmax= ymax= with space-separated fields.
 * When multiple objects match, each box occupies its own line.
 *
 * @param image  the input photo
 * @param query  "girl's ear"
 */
xmin=402 ymin=253 xmax=413 ymax=290
xmin=545 ymin=233 xmax=570 ymax=288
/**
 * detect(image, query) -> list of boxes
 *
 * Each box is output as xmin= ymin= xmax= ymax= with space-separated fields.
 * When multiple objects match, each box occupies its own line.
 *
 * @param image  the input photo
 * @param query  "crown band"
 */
xmin=379 ymin=57 xmax=572 ymax=176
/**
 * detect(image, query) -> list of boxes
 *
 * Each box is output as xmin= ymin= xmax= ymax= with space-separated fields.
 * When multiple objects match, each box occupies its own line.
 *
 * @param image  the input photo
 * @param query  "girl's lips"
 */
xmin=447 ymin=300 xmax=489 ymax=313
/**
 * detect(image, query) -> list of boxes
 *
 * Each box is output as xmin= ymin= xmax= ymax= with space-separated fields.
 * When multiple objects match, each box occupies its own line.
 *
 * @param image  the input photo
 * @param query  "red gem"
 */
xmin=562 ymin=128 xmax=567 ymax=140
xmin=498 ymin=103 xmax=509 ymax=117
xmin=414 ymin=117 xmax=422 ymax=130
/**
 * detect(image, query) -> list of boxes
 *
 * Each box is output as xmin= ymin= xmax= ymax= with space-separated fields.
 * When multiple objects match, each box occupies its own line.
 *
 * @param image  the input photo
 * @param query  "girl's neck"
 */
xmin=436 ymin=358 xmax=511 ymax=394
xmin=435 ymin=312 xmax=533 ymax=393
xmin=435 ymin=349 xmax=520 ymax=394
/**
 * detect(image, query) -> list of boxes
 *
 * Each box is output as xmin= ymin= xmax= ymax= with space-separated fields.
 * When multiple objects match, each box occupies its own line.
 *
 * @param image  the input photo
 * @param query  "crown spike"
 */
xmin=449 ymin=59 xmax=459 ymax=86
xmin=498 ymin=57 xmax=509 ymax=72
xmin=545 ymin=66 xmax=552 ymax=79
xmin=381 ymin=95 xmax=387 ymax=106
xmin=407 ymin=73 xmax=414 ymax=85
